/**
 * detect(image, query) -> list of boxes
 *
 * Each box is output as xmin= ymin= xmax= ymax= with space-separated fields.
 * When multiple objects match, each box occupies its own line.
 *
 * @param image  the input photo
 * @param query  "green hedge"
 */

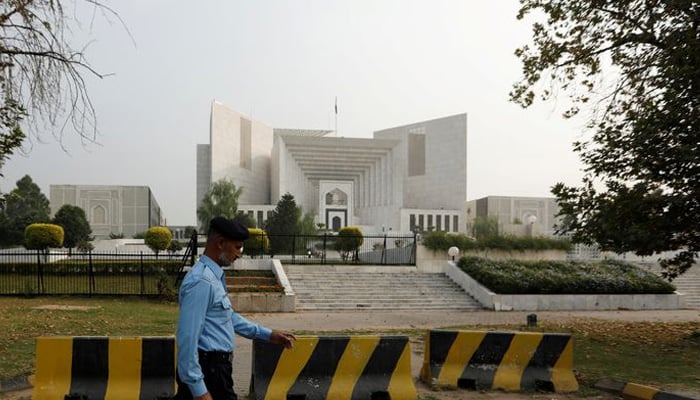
xmin=457 ymin=256 xmax=676 ymax=294
xmin=423 ymin=231 xmax=572 ymax=252
xmin=0 ymin=260 xmax=180 ymax=275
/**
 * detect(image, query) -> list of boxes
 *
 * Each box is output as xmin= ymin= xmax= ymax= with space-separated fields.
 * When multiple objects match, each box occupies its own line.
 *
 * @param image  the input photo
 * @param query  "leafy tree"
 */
xmin=167 ymin=239 xmax=183 ymax=258
xmin=197 ymin=179 xmax=246 ymax=231
xmin=0 ymin=175 xmax=50 ymax=246
xmin=184 ymin=226 xmax=197 ymax=240
xmin=0 ymin=2 xmax=122 ymax=173
xmin=245 ymin=228 xmax=270 ymax=258
xmin=264 ymin=193 xmax=302 ymax=254
xmin=24 ymin=223 xmax=64 ymax=250
xmin=52 ymin=205 xmax=92 ymax=250
xmin=512 ymin=1 xmax=700 ymax=279
xmin=144 ymin=227 xmax=172 ymax=257
xmin=234 ymin=212 xmax=257 ymax=229
xmin=299 ymin=211 xmax=318 ymax=236
xmin=76 ymin=239 xmax=94 ymax=253
xmin=471 ymin=216 xmax=499 ymax=240
xmin=335 ymin=226 xmax=364 ymax=262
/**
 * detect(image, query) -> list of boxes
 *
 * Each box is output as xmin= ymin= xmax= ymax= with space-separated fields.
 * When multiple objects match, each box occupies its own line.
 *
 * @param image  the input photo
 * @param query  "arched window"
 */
xmin=92 ymin=205 xmax=106 ymax=224
xmin=325 ymin=188 xmax=348 ymax=206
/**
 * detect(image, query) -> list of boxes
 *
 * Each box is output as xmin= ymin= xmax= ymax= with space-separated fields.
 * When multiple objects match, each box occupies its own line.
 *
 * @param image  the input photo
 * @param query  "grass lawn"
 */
xmin=0 ymin=297 xmax=698 ymax=396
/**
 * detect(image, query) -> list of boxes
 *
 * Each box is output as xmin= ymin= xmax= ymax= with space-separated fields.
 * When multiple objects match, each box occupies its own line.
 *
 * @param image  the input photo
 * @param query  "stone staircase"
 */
xmin=673 ymin=266 xmax=700 ymax=309
xmin=285 ymin=266 xmax=483 ymax=311
xmin=635 ymin=262 xmax=700 ymax=309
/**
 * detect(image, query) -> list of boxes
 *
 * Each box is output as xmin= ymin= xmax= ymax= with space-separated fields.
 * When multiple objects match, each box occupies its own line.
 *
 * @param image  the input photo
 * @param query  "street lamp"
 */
xmin=448 ymin=246 xmax=459 ymax=261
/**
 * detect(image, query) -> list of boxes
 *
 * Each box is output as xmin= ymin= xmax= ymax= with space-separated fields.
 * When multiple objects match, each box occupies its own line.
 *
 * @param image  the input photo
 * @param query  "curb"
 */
xmin=595 ymin=378 xmax=699 ymax=400
xmin=0 ymin=374 xmax=32 ymax=393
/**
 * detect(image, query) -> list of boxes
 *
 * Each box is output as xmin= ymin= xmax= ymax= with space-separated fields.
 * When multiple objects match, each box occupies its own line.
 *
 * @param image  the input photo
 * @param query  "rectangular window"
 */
xmin=427 ymin=215 xmax=433 ymax=230
xmin=257 ymin=211 xmax=264 ymax=228
xmin=267 ymin=211 xmax=273 ymax=220
xmin=453 ymin=215 xmax=459 ymax=232
xmin=436 ymin=215 xmax=442 ymax=231
xmin=240 ymin=118 xmax=252 ymax=170
xmin=408 ymin=133 xmax=426 ymax=177
xmin=410 ymin=214 xmax=416 ymax=231
xmin=445 ymin=215 xmax=450 ymax=232
xmin=418 ymin=215 xmax=424 ymax=230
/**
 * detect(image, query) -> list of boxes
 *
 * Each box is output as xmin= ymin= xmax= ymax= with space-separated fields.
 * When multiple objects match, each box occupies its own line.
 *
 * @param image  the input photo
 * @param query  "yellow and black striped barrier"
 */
xmin=420 ymin=330 xmax=578 ymax=392
xmin=251 ymin=335 xmax=416 ymax=400
xmin=33 ymin=336 xmax=176 ymax=400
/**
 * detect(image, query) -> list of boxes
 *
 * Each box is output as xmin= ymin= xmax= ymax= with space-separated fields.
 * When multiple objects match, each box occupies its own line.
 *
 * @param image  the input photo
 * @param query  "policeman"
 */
xmin=175 ymin=217 xmax=295 ymax=400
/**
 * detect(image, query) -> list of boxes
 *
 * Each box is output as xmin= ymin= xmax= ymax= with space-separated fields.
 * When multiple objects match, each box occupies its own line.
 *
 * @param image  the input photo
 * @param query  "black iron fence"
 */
xmin=0 ymin=233 xmax=416 ymax=296
xmin=0 ymin=250 xmax=182 ymax=296
xmin=244 ymin=233 xmax=417 ymax=265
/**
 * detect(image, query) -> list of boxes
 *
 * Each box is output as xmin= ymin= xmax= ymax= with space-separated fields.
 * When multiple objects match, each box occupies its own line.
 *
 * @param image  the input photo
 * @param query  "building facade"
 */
xmin=50 ymin=185 xmax=163 ymax=239
xmin=197 ymin=101 xmax=468 ymax=233
xmin=465 ymin=196 xmax=561 ymax=237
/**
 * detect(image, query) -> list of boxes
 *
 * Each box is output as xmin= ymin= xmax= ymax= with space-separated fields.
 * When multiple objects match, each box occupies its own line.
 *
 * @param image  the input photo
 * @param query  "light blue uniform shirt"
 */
xmin=176 ymin=255 xmax=272 ymax=397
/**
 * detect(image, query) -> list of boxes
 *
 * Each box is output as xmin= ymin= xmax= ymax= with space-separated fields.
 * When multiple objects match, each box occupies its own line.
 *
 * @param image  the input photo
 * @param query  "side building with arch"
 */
xmin=197 ymin=101 xmax=468 ymax=234
xmin=49 ymin=184 xmax=164 ymax=239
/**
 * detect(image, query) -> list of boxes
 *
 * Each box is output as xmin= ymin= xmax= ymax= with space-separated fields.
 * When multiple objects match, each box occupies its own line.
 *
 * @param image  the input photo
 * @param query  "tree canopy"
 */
xmin=0 ymin=1 xmax=124 ymax=208
xmin=0 ymin=175 xmax=50 ymax=246
xmin=52 ymin=204 xmax=92 ymax=249
xmin=512 ymin=0 xmax=700 ymax=278
xmin=264 ymin=193 xmax=303 ymax=254
xmin=197 ymin=178 xmax=254 ymax=232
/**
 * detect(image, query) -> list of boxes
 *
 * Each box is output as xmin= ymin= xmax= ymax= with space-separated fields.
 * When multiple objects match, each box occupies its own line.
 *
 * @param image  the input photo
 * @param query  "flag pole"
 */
xmin=334 ymin=96 xmax=338 ymax=135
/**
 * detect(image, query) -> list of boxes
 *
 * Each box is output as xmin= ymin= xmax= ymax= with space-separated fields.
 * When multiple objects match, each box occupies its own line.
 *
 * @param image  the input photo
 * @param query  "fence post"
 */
xmin=36 ymin=250 xmax=43 ymax=295
xmin=140 ymin=251 xmax=145 ymax=296
xmin=191 ymin=230 xmax=197 ymax=266
xmin=322 ymin=234 xmax=327 ymax=264
xmin=381 ymin=235 xmax=387 ymax=265
xmin=88 ymin=250 xmax=95 ymax=296
xmin=411 ymin=232 xmax=417 ymax=265
xmin=292 ymin=235 xmax=296 ymax=263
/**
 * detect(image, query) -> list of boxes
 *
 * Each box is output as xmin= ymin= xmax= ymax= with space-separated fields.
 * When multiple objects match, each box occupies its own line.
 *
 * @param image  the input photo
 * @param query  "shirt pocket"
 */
xmin=209 ymin=294 xmax=232 ymax=322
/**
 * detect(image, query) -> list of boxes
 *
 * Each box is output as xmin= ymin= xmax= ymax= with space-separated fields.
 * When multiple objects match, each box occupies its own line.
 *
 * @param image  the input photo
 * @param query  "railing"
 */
xmin=0 ymin=250 xmax=181 ymax=296
xmin=0 ymin=232 xmax=416 ymax=296
xmin=245 ymin=233 xmax=417 ymax=265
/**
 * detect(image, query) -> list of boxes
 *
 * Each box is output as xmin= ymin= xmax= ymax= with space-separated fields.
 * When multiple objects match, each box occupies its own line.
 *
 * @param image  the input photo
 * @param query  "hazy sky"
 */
xmin=1 ymin=1 xmax=589 ymax=226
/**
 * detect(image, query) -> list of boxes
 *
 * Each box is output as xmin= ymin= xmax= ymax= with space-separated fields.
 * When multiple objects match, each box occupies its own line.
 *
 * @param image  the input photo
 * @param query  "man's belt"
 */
xmin=198 ymin=350 xmax=233 ymax=363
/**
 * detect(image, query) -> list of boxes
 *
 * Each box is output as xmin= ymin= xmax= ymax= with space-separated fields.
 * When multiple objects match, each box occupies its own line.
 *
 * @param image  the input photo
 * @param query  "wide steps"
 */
xmin=287 ymin=269 xmax=483 ymax=311
xmin=637 ymin=263 xmax=700 ymax=309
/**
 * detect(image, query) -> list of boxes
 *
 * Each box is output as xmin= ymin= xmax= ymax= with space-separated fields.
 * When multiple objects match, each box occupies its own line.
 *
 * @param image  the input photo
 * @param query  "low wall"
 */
xmin=444 ymin=261 xmax=686 ymax=311
xmin=228 ymin=259 xmax=295 ymax=312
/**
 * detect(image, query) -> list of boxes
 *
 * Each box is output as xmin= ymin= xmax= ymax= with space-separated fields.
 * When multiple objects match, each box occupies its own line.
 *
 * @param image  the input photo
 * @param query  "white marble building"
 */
xmin=197 ymin=101 xmax=468 ymax=233
xmin=50 ymin=185 xmax=163 ymax=239
xmin=465 ymin=196 xmax=561 ymax=237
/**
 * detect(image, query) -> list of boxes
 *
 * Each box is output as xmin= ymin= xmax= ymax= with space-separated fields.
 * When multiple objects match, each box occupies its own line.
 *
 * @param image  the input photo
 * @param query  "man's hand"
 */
xmin=195 ymin=392 xmax=213 ymax=400
xmin=270 ymin=330 xmax=296 ymax=349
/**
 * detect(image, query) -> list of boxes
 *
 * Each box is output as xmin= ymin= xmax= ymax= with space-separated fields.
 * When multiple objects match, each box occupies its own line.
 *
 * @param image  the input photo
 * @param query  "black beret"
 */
xmin=209 ymin=217 xmax=250 ymax=241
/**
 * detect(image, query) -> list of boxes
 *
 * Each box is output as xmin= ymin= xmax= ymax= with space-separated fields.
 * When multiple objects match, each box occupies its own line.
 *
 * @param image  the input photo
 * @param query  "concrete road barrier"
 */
xmin=33 ymin=336 xmax=175 ymax=400
xmin=251 ymin=335 xmax=416 ymax=400
xmin=420 ymin=330 xmax=578 ymax=392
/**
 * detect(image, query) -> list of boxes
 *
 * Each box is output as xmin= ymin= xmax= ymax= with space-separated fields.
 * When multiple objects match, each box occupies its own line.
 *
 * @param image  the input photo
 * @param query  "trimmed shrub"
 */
xmin=335 ymin=226 xmax=363 ymax=261
xmin=144 ymin=227 xmax=172 ymax=255
xmin=422 ymin=231 xmax=571 ymax=252
xmin=245 ymin=228 xmax=270 ymax=257
xmin=24 ymin=223 xmax=64 ymax=250
xmin=457 ymin=256 xmax=676 ymax=294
